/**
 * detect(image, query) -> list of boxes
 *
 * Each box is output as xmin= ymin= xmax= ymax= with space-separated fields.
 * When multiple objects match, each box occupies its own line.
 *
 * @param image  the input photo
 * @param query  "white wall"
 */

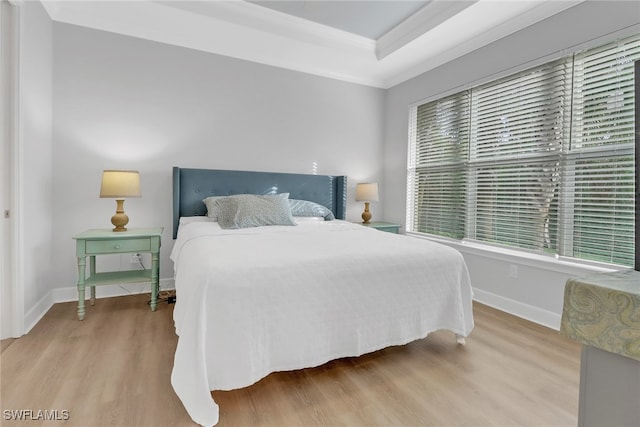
xmin=383 ymin=1 xmax=640 ymax=329
xmin=17 ymin=0 xmax=53 ymax=333
xmin=51 ymin=23 xmax=385 ymax=296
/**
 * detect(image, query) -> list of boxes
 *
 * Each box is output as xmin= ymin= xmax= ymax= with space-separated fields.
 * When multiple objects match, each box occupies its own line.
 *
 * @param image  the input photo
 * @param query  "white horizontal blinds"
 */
xmin=468 ymin=60 xmax=570 ymax=252
xmin=406 ymin=33 xmax=638 ymax=267
xmin=471 ymin=59 xmax=571 ymax=161
xmin=562 ymin=35 xmax=639 ymax=265
xmin=571 ymin=35 xmax=639 ymax=150
xmin=415 ymin=93 xmax=470 ymax=165
xmin=406 ymin=107 xmax=418 ymax=232
xmin=569 ymin=155 xmax=636 ymax=265
xmin=413 ymin=167 xmax=467 ymax=238
xmin=410 ymin=92 xmax=470 ymax=237
xmin=473 ymin=161 xmax=560 ymax=251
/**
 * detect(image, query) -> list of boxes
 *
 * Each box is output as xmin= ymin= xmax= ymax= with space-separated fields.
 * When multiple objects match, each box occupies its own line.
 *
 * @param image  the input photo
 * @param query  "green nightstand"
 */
xmin=359 ymin=221 xmax=401 ymax=234
xmin=73 ymin=227 xmax=163 ymax=320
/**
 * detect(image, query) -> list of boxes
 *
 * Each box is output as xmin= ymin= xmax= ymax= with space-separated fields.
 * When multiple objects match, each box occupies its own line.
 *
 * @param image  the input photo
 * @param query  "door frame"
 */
xmin=1 ymin=0 xmax=24 ymax=339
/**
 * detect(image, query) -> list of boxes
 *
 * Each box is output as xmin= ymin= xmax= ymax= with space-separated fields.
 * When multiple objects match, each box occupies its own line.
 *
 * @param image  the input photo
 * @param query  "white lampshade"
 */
xmin=355 ymin=183 xmax=379 ymax=202
xmin=100 ymin=170 xmax=141 ymax=198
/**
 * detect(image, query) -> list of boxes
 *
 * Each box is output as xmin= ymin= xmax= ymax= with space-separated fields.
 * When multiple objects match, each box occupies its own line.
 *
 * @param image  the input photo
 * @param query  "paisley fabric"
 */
xmin=560 ymin=270 xmax=640 ymax=361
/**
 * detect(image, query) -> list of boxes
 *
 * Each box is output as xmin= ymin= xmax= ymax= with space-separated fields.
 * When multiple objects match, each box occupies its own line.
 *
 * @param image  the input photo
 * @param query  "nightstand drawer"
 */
xmin=85 ymin=238 xmax=151 ymax=254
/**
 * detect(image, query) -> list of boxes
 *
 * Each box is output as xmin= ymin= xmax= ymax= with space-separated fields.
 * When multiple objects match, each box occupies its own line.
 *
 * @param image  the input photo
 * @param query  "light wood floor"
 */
xmin=1 ymin=295 xmax=581 ymax=427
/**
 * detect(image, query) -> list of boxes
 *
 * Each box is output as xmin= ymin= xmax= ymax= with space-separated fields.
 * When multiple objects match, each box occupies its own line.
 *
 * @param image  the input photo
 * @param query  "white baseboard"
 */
xmin=23 ymin=291 xmax=54 ymax=336
xmin=22 ymin=278 xmax=175 ymax=335
xmin=25 ymin=281 xmax=558 ymax=336
xmin=473 ymin=288 xmax=562 ymax=331
xmin=51 ymin=278 xmax=175 ymax=303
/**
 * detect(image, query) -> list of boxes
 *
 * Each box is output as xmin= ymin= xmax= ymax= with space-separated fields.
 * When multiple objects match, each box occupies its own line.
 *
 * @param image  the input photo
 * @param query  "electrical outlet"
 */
xmin=509 ymin=264 xmax=518 ymax=279
xmin=130 ymin=253 xmax=141 ymax=264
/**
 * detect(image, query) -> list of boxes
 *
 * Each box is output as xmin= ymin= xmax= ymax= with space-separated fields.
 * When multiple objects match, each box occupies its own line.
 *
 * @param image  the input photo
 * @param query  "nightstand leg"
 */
xmin=89 ymin=256 xmax=96 ymax=306
xmin=150 ymin=251 xmax=159 ymax=311
xmin=77 ymin=257 xmax=86 ymax=320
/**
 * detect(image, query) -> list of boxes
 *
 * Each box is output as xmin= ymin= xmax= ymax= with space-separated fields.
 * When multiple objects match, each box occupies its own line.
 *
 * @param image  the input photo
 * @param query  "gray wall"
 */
xmin=383 ymin=1 xmax=640 ymax=327
xmin=51 ymin=23 xmax=386 ymax=291
xmin=20 ymin=0 xmax=53 ymax=329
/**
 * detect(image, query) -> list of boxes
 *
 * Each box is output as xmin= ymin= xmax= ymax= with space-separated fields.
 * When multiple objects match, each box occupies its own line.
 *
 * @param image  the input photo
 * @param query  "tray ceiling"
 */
xmin=41 ymin=0 xmax=583 ymax=88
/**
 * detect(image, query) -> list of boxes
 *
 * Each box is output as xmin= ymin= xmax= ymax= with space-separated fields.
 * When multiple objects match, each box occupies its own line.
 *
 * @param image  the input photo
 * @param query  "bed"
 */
xmin=170 ymin=167 xmax=474 ymax=427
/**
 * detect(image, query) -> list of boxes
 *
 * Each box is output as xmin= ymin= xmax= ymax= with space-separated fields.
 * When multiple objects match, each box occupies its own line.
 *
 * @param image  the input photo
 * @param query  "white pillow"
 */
xmin=294 ymin=216 xmax=326 ymax=224
xmin=179 ymin=216 xmax=212 ymax=225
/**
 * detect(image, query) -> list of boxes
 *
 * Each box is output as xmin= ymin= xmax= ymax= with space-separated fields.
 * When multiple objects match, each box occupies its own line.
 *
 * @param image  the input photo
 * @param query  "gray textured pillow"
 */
xmin=289 ymin=199 xmax=335 ymax=220
xmin=202 ymin=196 xmax=226 ymax=220
xmin=217 ymin=194 xmax=296 ymax=229
xmin=203 ymin=193 xmax=289 ymax=220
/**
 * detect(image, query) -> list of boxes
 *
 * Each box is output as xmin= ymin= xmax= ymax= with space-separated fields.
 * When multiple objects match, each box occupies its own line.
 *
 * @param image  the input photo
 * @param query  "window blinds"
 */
xmin=407 ymin=92 xmax=469 ymax=238
xmin=560 ymin=36 xmax=639 ymax=266
xmin=407 ymin=34 xmax=639 ymax=267
xmin=468 ymin=59 xmax=571 ymax=252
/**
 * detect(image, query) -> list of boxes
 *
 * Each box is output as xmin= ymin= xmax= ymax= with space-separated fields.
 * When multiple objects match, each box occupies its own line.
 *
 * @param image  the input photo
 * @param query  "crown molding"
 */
xmin=379 ymin=0 xmax=585 ymax=88
xmin=155 ymin=0 xmax=376 ymax=54
xmin=40 ymin=0 xmax=585 ymax=89
xmin=376 ymin=0 xmax=477 ymax=60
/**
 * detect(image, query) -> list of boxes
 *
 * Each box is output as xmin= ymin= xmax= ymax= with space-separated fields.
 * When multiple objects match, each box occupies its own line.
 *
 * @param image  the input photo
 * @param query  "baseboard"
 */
xmin=51 ymin=278 xmax=175 ymax=303
xmin=26 ymin=281 xmax=557 ymax=336
xmin=22 ymin=278 xmax=175 ymax=335
xmin=473 ymin=288 xmax=562 ymax=330
xmin=23 ymin=291 xmax=55 ymax=337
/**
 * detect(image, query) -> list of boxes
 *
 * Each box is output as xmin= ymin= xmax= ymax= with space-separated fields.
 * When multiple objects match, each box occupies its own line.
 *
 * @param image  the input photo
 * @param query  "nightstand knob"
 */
xmin=115 ymin=244 xmax=121 ymax=249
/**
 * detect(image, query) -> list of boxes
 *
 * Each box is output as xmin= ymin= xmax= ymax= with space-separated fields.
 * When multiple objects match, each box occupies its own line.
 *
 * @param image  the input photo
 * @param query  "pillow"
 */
xmin=217 ymin=194 xmax=296 ymax=229
xmin=288 ymin=199 xmax=335 ymax=220
xmin=294 ymin=216 xmax=326 ymax=224
xmin=179 ymin=216 xmax=213 ymax=225
xmin=202 ymin=196 xmax=226 ymax=220
xmin=203 ymin=193 xmax=289 ymax=220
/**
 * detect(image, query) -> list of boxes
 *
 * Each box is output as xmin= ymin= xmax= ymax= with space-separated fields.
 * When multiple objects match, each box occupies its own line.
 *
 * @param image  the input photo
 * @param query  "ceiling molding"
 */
xmin=376 ymin=0 xmax=477 ymax=60
xmin=156 ymin=0 xmax=376 ymax=54
xmin=40 ymin=0 xmax=585 ymax=89
xmin=378 ymin=0 xmax=585 ymax=88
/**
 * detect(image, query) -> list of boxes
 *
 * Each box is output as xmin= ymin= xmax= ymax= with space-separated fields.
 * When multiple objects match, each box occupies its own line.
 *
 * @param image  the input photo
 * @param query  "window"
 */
xmin=407 ymin=34 xmax=639 ymax=267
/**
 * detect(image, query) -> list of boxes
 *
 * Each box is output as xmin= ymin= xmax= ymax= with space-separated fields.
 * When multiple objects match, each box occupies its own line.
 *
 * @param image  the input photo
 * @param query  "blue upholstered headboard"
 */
xmin=172 ymin=167 xmax=347 ymax=238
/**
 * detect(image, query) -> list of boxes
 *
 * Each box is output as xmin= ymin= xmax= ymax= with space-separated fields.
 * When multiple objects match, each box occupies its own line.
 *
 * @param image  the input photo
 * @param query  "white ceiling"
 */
xmin=40 ymin=0 xmax=584 ymax=88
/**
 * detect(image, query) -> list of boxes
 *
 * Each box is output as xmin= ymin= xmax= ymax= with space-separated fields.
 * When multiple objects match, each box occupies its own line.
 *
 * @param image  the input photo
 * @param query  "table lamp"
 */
xmin=355 ymin=182 xmax=379 ymax=224
xmin=100 ymin=170 xmax=141 ymax=232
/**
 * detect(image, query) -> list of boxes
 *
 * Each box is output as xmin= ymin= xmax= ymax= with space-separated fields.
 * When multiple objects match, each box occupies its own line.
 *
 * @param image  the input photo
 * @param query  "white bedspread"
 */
xmin=170 ymin=220 xmax=474 ymax=426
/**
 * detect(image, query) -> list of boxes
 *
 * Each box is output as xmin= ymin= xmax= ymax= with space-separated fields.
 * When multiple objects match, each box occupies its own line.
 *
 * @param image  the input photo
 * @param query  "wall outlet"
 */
xmin=130 ymin=253 xmax=141 ymax=264
xmin=509 ymin=264 xmax=519 ymax=279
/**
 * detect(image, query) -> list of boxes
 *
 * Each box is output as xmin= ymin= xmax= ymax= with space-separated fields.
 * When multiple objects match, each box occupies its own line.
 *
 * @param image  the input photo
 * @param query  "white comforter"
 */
xmin=170 ymin=219 xmax=474 ymax=426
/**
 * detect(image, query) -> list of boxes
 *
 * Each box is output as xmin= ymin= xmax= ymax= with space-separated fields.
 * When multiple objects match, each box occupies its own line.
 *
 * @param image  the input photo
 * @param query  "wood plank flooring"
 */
xmin=0 ymin=295 xmax=580 ymax=426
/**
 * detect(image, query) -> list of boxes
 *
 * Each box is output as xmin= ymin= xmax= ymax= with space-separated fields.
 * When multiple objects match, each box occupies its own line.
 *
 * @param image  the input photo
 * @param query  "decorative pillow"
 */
xmin=202 ymin=196 xmax=226 ymax=220
xmin=203 ymin=193 xmax=289 ymax=220
xmin=217 ymin=194 xmax=296 ymax=229
xmin=288 ymin=199 xmax=335 ymax=220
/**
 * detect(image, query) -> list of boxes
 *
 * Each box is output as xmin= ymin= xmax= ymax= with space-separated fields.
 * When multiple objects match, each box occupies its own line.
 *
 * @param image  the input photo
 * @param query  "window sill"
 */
xmin=405 ymin=231 xmax=623 ymax=276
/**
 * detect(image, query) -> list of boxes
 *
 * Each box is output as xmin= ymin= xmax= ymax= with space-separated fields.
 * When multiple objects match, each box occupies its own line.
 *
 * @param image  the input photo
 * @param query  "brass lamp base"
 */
xmin=111 ymin=199 xmax=129 ymax=232
xmin=361 ymin=202 xmax=372 ymax=224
